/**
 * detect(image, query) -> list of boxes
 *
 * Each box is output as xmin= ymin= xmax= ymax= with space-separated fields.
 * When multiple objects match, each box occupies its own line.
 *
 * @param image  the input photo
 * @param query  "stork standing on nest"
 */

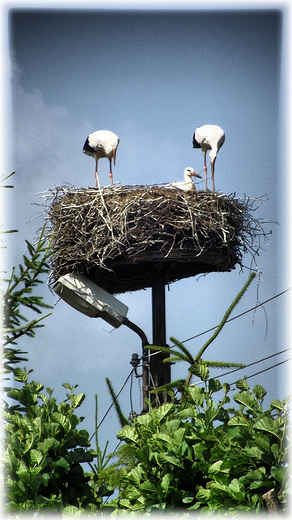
xmin=193 ymin=125 xmax=225 ymax=192
xmin=83 ymin=130 xmax=119 ymax=187
xmin=165 ymin=167 xmax=202 ymax=191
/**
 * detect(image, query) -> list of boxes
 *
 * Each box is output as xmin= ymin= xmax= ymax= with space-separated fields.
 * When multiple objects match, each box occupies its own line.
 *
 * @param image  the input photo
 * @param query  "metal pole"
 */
xmin=151 ymin=269 xmax=171 ymax=404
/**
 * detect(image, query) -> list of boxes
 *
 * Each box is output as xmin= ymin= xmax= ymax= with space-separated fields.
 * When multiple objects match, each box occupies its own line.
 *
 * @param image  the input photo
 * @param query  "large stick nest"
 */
xmin=45 ymin=184 xmax=269 ymax=294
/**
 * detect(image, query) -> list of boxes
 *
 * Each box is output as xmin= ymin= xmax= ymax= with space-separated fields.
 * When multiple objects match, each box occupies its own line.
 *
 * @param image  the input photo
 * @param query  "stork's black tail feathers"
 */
xmin=192 ymin=132 xmax=201 ymax=149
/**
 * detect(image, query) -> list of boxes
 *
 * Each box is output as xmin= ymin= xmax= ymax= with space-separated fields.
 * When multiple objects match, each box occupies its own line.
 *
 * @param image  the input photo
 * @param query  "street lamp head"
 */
xmin=54 ymin=272 xmax=128 ymax=328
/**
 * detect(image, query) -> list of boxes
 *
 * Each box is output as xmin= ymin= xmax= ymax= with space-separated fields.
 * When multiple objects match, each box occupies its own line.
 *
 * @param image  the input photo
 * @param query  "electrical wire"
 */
xmin=149 ymin=370 xmax=161 ymax=407
xmin=214 ymin=348 xmax=291 ymax=385
xmin=186 ymin=349 xmax=291 ymax=390
xmin=146 ymin=286 xmax=291 ymax=360
xmin=215 ymin=348 xmax=291 ymax=379
xmin=181 ymin=286 xmax=292 ymax=345
xmin=229 ymin=357 xmax=291 ymax=387
xmin=89 ymin=368 xmax=134 ymax=441
xmin=129 ymin=370 xmax=134 ymax=412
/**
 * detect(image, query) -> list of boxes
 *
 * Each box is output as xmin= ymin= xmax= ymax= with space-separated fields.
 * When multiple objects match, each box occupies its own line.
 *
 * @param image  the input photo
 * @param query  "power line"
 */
xmin=129 ymin=371 xmax=134 ymax=412
xmin=89 ymin=368 xmax=134 ymax=441
xmin=187 ymin=350 xmax=291 ymax=390
xmin=215 ymin=348 xmax=291 ymax=379
xmin=229 ymin=357 xmax=291 ymax=386
xmin=181 ymin=287 xmax=292 ymax=345
xmin=146 ymin=287 xmax=291 ymax=360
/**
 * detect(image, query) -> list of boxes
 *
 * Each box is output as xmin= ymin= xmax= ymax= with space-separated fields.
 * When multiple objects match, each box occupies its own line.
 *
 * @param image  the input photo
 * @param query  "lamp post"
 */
xmin=151 ymin=270 xmax=171 ymax=404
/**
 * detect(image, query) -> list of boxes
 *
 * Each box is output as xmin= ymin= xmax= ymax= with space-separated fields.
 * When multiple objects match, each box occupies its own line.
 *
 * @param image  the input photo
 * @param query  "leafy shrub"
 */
xmin=114 ymin=378 xmax=290 ymax=514
xmin=3 ymin=369 xmax=111 ymax=514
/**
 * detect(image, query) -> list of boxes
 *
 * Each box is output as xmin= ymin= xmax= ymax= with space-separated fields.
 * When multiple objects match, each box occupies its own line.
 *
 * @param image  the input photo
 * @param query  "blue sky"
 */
xmin=3 ymin=2 xmax=291 ymax=455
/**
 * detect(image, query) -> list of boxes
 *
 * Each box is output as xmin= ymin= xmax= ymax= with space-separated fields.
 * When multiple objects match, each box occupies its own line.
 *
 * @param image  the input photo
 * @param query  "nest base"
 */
xmin=87 ymin=253 xmax=236 ymax=294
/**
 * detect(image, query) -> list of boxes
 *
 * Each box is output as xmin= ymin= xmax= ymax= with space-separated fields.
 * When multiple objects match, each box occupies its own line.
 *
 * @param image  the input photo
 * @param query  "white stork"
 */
xmin=165 ymin=167 xmax=202 ymax=191
xmin=193 ymin=125 xmax=225 ymax=191
xmin=83 ymin=130 xmax=119 ymax=187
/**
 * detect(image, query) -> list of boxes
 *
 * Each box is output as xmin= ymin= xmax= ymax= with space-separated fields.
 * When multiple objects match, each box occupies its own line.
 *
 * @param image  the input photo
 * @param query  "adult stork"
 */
xmin=193 ymin=125 xmax=225 ymax=191
xmin=165 ymin=167 xmax=202 ymax=191
xmin=83 ymin=130 xmax=119 ymax=187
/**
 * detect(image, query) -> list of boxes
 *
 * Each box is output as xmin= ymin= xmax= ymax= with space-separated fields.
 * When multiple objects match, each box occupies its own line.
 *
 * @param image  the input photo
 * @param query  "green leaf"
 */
xmin=270 ymin=465 xmax=287 ymax=483
xmin=193 ymin=442 xmax=208 ymax=461
xmin=253 ymin=385 xmax=267 ymax=400
xmin=62 ymin=506 xmax=82 ymax=516
xmin=127 ymin=466 xmax=143 ymax=486
xmin=196 ymin=487 xmax=211 ymax=501
xmin=62 ymin=383 xmax=72 ymax=391
xmin=30 ymin=449 xmax=43 ymax=466
xmin=233 ymin=391 xmax=258 ymax=411
xmin=51 ymin=412 xmax=68 ymax=428
xmin=140 ymin=481 xmax=156 ymax=493
xmin=236 ymin=379 xmax=249 ymax=391
xmin=189 ymin=363 xmax=209 ymax=381
xmin=254 ymin=434 xmax=272 ymax=453
xmin=253 ymin=417 xmax=281 ymax=439
xmin=117 ymin=425 xmax=140 ymax=445
xmin=205 ymin=402 xmax=219 ymax=425
xmin=16 ymin=461 xmax=30 ymax=483
xmin=182 ymin=494 xmax=195 ymax=504
xmin=271 ymin=443 xmax=280 ymax=460
xmin=270 ymin=399 xmax=283 ymax=411
xmin=244 ymin=446 xmax=267 ymax=461
xmin=208 ymin=378 xmax=222 ymax=394
xmin=186 ymin=385 xmax=205 ymax=406
xmin=160 ymin=473 xmax=172 ymax=493
xmin=51 ymin=458 xmax=70 ymax=473
xmin=43 ymin=422 xmax=62 ymax=437
xmin=67 ymin=448 xmax=94 ymax=463
xmin=177 ymin=408 xmax=197 ymax=420
xmin=13 ymin=368 xmax=28 ymax=383
xmin=228 ymin=415 xmax=251 ymax=428
xmin=70 ymin=393 xmax=86 ymax=409
xmin=157 ymin=452 xmax=183 ymax=468
xmin=229 ymin=478 xmax=244 ymax=499
xmin=38 ymin=438 xmax=60 ymax=453
xmin=208 ymin=460 xmax=227 ymax=475
xmin=155 ymin=403 xmax=174 ymax=423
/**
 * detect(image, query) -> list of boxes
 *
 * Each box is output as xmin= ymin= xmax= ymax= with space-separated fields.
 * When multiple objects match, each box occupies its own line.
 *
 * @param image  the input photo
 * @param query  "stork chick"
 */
xmin=165 ymin=167 xmax=202 ymax=191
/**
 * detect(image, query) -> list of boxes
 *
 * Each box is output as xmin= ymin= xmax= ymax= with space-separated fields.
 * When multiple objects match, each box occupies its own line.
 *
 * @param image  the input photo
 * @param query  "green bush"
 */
xmin=114 ymin=378 xmax=290 ymax=514
xmin=4 ymin=370 xmax=98 ymax=512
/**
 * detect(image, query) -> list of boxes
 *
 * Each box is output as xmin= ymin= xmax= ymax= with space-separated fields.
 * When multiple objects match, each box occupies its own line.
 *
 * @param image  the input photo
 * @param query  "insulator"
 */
xmin=130 ymin=353 xmax=140 ymax=368
xmin=129 ymin=411 xmax=138 ymax=422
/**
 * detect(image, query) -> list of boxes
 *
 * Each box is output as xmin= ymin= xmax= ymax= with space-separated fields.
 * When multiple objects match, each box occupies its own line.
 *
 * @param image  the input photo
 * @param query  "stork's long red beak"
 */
xmin=191 ymin=171 xmax=202 ymax=179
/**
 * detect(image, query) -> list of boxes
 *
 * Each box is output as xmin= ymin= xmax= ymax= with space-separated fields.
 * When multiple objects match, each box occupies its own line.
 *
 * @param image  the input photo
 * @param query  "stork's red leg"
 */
xmin=203 ymin=152 xmax=208 ymax=191
xmin=109 ymin=158 xmax=113 ymax=185
xmin=95 ymin=158 xmax=99 ymax=188
xmin=211 ymin=160 xmax=215 ymax=192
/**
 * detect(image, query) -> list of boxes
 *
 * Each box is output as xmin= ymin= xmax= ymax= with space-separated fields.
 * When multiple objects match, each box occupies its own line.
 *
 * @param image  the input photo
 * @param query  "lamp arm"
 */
xmin=124 ymin=318 xmax=149 ymax=347
xmin=124 ymin=318 xmax=149 ymax=413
